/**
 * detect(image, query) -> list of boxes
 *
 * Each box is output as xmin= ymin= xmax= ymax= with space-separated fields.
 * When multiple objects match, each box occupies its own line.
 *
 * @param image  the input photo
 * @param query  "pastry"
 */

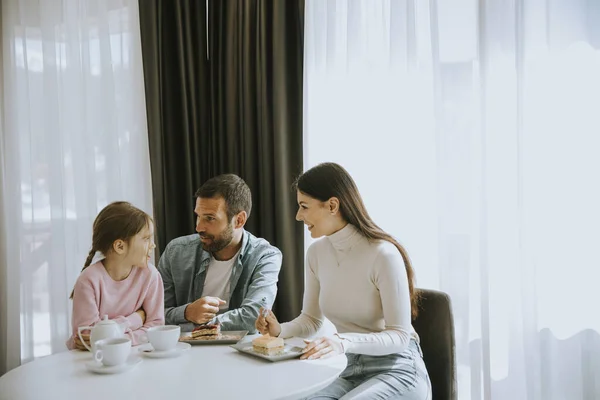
xmin=191 ymin=323 xmax=221 ymax=339
xmin=252 ymin=335 xmax=284 ymax=356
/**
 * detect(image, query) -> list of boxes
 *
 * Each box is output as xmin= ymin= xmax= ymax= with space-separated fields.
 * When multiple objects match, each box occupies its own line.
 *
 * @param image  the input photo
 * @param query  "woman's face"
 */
xmin=295 ymin=191 xmax=339 ymax=238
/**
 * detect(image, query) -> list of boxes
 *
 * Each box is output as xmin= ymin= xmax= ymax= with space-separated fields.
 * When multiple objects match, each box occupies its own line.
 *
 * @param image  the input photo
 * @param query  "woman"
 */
xmin=256 ymin=163 xmax=431 ymax=399
xmin=67 ymin=201 xmax=164 ymax=350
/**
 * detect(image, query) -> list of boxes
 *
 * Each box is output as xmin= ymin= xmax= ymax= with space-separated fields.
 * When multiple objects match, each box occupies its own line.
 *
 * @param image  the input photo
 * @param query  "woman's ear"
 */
xmin=113 ymin=239 xmax=126 ymax=255
xmin=328 ymin=197 xmax=340 ymax=215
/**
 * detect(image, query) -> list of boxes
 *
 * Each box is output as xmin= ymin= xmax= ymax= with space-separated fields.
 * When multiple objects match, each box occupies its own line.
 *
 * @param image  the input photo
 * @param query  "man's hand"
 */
xmin=136 ymin=308 xmax=146 ymax=324
xmin=184 ymin=296 xmax=226 ymax=324
xmin=74 ymin=333 xmax=91 ymax=351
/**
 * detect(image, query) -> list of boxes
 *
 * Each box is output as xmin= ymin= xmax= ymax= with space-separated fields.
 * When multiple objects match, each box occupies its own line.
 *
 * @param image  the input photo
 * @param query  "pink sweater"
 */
xmin=67 ymin=261 xmax=165 ymax=350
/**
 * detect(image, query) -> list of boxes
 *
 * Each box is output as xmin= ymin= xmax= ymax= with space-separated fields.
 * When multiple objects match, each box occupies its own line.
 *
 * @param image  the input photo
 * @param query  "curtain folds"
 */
xmin=303 ymin=1 xmax=600 ymax=399
xmin=0 ymin=0 xmax=152 ymax=374
xmin=139 ymin=1 xmax=212 ymax=253
xmin=139 ymin=0 xmax=305 ymax=322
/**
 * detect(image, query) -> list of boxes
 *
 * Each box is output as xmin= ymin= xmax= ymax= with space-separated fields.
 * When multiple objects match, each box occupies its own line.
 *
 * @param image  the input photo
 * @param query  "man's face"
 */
xmin=194 ymin=196 xmax=234 ymax=253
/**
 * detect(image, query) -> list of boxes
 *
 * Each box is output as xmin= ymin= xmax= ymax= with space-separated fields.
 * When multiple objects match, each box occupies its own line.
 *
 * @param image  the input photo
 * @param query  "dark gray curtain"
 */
xmin=139 ymin=0 xmax=305 ymax=322
xmin=138 ymin=1 xmax=212 ymax=253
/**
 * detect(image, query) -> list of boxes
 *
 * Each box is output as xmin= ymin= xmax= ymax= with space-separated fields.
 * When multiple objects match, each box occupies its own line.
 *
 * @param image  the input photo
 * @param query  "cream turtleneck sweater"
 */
xmin=279 ymin=224 xmax=416 ymax=355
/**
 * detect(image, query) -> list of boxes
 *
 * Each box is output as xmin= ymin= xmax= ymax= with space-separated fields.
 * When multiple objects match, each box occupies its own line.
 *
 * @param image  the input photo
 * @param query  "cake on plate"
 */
xmin=191 ymin=323 xmax=221 ymax=339
xmin=252 ymin=335 xmax=285 ymax=356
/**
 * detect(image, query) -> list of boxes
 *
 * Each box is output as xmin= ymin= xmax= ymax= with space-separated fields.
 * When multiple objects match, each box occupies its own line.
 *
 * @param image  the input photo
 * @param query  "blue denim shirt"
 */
xmin=157 ymin=230 xmax=282 ymax=333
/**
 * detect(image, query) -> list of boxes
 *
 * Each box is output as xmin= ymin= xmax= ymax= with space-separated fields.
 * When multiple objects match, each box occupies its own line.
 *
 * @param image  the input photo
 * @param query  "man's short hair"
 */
xmin=195 ymin=174 xmax=252 ymax=220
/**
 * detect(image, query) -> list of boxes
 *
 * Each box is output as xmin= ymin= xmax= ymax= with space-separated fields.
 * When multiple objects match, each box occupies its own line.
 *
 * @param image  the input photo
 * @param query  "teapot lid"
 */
xmin=96 ymin=315 xmax=116 ymax=325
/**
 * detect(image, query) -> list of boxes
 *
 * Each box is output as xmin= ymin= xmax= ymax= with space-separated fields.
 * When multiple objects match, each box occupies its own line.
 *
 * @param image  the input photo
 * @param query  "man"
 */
xmin=157 ymin=174 xmax=282 ymax=332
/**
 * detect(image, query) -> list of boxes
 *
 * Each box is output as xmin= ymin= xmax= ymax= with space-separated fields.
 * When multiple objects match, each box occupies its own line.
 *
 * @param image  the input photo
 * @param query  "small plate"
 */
xmin=179 ymin=330 xmax=248 ymax=345
xmin=230 ymin=342 xmax=304 ymax=362
xmin=141 ymin=342 xmax=191 ymax=358
xmin=85 ymin=355 xmax=142 ymax=374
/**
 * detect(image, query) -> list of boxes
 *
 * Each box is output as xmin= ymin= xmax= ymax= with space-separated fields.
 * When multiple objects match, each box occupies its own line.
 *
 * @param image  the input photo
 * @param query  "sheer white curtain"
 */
xmin=304 ymin=1 xmax=600 ymax=399
xmin=0 ymin=0 xmax=152 ymax=375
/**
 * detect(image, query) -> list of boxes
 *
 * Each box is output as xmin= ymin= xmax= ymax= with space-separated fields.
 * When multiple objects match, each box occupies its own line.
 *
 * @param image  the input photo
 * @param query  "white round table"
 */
xmin=0 ymin=336 xmax=346 ymax=400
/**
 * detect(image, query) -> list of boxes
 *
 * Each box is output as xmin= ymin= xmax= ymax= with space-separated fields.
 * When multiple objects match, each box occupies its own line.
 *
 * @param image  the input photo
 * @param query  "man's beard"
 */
xmin=199 ymin=223 xmax=234 ymax=253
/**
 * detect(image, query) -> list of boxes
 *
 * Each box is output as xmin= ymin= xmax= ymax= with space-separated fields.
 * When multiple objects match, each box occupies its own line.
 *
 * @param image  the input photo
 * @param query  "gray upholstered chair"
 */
xmin=412 ymin=288 xmax=457 ymax=400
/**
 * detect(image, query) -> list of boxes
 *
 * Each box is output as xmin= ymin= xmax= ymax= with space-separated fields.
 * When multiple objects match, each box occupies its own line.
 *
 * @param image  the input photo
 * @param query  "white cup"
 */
xmin=147 ymin=325 xmax=181 ymax=352
xmin=93 ymin=337 xmax=131 ymax=367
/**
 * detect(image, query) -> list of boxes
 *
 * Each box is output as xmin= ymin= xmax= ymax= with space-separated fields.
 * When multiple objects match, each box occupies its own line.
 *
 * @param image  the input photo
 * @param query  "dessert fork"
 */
xmin=260 ymin=297 xmax=269 ymax=319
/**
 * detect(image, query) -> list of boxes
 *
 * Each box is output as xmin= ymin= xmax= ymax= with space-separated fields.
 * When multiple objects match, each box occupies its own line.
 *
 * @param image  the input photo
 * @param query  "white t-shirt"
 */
xmin=201 ymin=248 xmax=241 ymax=312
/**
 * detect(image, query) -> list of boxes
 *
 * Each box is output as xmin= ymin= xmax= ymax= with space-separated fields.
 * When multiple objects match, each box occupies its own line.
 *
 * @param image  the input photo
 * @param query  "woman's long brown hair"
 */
xmin=295 ymin=163 xmax=419 ymax=318
xmin=69 ymin=201 xmax=151 ymax=299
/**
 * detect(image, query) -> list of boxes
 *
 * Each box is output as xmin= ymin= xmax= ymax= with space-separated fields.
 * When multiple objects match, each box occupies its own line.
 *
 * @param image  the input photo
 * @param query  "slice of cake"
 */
xmin=252 ymin=335 xmax=285 ymax=356
xmin=191 ymin=323 xmax=221 ymax=339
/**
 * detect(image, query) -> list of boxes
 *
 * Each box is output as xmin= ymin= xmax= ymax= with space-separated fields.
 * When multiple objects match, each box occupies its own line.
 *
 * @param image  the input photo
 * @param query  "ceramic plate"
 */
xmin=179 ymin=330 xmax=248 ymax=345
xmin=230 ymin=342 xmax=304 ymax=362
xmin=140 ymin=342 xmax=191 ymax=358
xmin=85 ymin=355 xmax=142 ymax=374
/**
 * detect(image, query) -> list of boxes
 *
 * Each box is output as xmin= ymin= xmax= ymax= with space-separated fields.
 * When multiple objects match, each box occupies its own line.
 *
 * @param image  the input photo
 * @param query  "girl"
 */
xmin=256 ymin=163 xmax=431 ymax=399
xmin=67 ymin=201 xmax=164 ymax=350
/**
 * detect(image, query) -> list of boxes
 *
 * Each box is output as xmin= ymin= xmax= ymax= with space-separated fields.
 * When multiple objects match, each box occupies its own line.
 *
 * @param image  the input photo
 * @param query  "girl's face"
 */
xmin=124 ymin=221 xmax=156 ymax=268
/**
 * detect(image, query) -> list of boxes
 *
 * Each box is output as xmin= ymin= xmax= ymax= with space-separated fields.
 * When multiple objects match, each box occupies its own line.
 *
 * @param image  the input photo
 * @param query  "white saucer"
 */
xmin=141 ymin=342 xmax=191 ymax=359
xmin=85 ymin=355 xmax=142 ymax=374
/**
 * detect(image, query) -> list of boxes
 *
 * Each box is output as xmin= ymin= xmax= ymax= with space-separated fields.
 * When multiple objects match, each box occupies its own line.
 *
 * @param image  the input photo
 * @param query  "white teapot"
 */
xmin=78 ymin=315 xmax=126 ymax=353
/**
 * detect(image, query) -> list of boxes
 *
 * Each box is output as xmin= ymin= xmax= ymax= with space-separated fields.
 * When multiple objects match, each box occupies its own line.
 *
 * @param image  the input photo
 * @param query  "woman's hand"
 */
xmin=301 ymin=336 xmax=344 ymax=360
xmin=136 ymin=308 xmax=146 ymax=324
xmin=255 ymin=307 xmax=282 ymax=337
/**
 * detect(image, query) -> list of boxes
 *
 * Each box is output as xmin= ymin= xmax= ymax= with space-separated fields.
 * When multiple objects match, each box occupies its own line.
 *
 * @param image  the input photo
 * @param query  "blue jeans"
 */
xmin=305 ymin=339 xmax=432 ymax=400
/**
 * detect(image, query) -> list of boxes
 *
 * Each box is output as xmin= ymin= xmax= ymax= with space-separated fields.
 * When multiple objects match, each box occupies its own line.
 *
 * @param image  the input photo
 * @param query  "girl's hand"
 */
xmin=136 ymin=308 xmax=146 ymax=324
xmin=255 ymin=307 xmax=282 ymax=337
xmin=74 ymin=333 xmax=91 ymax=351
xmin=301 ymin=336 xmax=344 ymax=360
